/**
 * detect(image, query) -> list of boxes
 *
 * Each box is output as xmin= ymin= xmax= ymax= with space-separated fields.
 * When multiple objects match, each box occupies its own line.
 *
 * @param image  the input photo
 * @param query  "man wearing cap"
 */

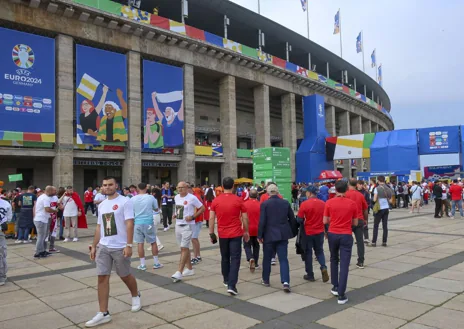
xmin=297 ymin=186 xmax=329 ymax=283
xmin=259 ymin=184 xmax=294 ymax=292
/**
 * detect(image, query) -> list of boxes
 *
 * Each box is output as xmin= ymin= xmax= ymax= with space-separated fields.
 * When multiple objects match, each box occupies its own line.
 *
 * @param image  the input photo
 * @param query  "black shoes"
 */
xmin=338 ymin=295 xmax=348 ymax=304
xmin=261 ymin=280 xmax=270 ymax=287
xmin=227 ymin=286 xmax=238 ymax=296
xmin=283 ymin=282 xmax=291 ymax=293
xmin=331 ymin=286 xmax=339 ymax=296
xmin=304 ymin=274 xmax=316 ymax=282
xmin=321 ymin=268 xmax=330 ymax=282
xmin=371 ymin=243 xmax=377 ymax=247
xmin=382 ymin=243 xmax=387 ymax=247
xmin=356 ymin=262 xmax=365 ymax=269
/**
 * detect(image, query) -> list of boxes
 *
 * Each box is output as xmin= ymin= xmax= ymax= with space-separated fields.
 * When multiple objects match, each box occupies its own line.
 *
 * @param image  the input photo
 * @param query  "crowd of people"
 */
xmin=1 ymin=174 xmax=463 ymax=327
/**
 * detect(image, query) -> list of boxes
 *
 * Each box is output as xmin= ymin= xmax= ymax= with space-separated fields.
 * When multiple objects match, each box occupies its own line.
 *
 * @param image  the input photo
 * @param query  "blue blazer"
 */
xmin=258 ymin=195 xmax=295 ymax=243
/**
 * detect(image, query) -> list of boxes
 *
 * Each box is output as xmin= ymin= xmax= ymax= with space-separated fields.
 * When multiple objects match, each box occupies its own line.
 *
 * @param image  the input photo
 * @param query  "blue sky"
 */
xmin=230 ymin=0 xmax=463 ymax=130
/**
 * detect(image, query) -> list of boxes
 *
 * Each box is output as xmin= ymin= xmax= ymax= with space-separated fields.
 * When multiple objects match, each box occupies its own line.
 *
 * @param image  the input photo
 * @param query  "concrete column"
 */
xmin=122 ymin=52 xmax=142 ymax=187
xmin=350 ymin=114 xmax=362 ymax=134
xmin=372 ymin=122 xmax=379 ymax=133
xmin=219 ymin=75 xmax=238 ymax=178
xmin=325 ymin=105 xmax=336 ymax=136
xmin=254 ymin=85 xmax=271 ymax=148
xmin=178 ymin=64 xmax=196 ymax=183
xmin=281 ymin=93 xmax=297 ymax=181
xmin=53 ymin=34 xmax=74 ymax=188
xmin=339 ymin=111 xmax=352 ymax=177
xmin=362 ymin=120 xmax=372 ymax=133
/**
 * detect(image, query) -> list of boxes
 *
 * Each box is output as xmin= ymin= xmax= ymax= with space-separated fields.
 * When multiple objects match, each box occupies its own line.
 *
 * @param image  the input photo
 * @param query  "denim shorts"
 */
xmin=192 ymin=221 xmax=202 ymax=239
xmin=133 ymin=224 xmax=156 ymax=244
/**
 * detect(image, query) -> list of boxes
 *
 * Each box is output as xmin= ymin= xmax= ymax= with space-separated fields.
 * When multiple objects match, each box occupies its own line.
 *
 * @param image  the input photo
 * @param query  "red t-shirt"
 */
xmin=260 ymin=193 xmax=283 ymax=203
xmin=449 ymin=184 xmax=463 ymax=201
xmin=204 ymin=200 xmax=213 ymax=222
xmin=211 ymin=193 xmax=247 ymax=238
xmin=194 ymin=195 xmax=204 ymax=223
xmin=244 ymin=199 xmax=260 ymax=236
xmin=84 ymin=191 xmax=94 ymax=203
xmin=297 ymin=198 xmax=325 ymax=235
xmin=345 ymin=189 xmax=368 ymax=220
xmin=324 ymin=197 xmax=357 ymax=235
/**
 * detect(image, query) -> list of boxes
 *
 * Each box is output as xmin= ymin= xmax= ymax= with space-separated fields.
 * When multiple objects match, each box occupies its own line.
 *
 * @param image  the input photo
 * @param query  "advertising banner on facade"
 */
xmin=142 ymin=60 xmax=184 ymax=150
xmin=75 ymin=45 xmax=128 ymax=146
xmin=325 ymin=133 xmax=375 ymax=160
xmin=418 ymin=126 xmax=460 ymax=155
xmin=0 ymin=28 xmax=55 ymax=142
xmin=424 ymin=165 xmax=461 ymax=180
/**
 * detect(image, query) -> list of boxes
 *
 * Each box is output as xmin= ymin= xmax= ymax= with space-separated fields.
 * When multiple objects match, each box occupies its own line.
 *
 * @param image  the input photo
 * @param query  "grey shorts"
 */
xmin=134 ymin=224 xmax=156 ymax=244
xmin=192 ymin=221 xmax=202 ymax=239
xmin=96 ymin=245 xmax=131 ymax=277
xmin=175 ymin=224 xmax=193 ymax=249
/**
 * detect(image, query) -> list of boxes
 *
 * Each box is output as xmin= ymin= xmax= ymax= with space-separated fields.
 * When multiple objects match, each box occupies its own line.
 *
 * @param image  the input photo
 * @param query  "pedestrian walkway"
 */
xmin=1 ymin=205 xmax=464 ymax=329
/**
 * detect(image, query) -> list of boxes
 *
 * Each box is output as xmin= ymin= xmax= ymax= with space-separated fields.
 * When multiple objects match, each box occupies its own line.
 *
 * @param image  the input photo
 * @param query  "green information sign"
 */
xmin=8 ymin=174 xmax=23 ymax=182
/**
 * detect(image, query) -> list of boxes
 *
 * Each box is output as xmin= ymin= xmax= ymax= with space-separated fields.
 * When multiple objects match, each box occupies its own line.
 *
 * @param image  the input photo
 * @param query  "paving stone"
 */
xmin=386 ymin=285 xmax=456 ymax=305
xmin=415 ymin=307 xmax=464 ymax=329
xmin=0 ymin=289 xmax=34 ymax=306
xmin=291 ymin=282 xmax=350 ymax=300
xmin=212 ymin=281 xmax=278 ymax=300
xmin=248 ymin=291 xmax=321 ymax=313
xmin=431 ymin=269 xmax=464 ymax=281
xmin=355 ymin=295 xmax=433 ymax=320
xmin=173 ymin=308 xmax=260 ymax=329
xmin=79 ymin=310 xmax=166 ymax=329
xmin=57 ymin=297 xmax=129 ymax=323
xmin=114 ymin=287 xmax=183 ymax=307
xmin=44 ymin=259 xmax=90 ymax=270
xmin=391 ymin=255 xmax=434 ymax=265
xmin=109 ymin=280 xmax=158 ymax=297
xmin=62 ymin=267 xmax=98 ymax=280
xmin=369 ymin=260 xmax=420 ymax=272
xmin=349 ymin=267 xmax=401 ymax=280
xmin=77 ymin=273 xmax=121 ymax=287
xmin=150 ymin=325 xmax=182 ymax=329
xmin=346 ymin=274 xmax=379 ymax=289
xmin=442 ymin=293 xmax=464 ymax=312
xmin=144 ymin=296 xmax=217 ymax=322
xmin=1 ymin=310 xmax=72 ymax=329
xmin=7 ymin=264 xmax=50 ymax=276
xmin=0 ymin=281 xmax=20 ymax=293
xmin=183 ymin=274 xmax=235 ymax=290
xmin=0 ymin=299 xmax=52 ymax=321
xmin=408 ymin=251 xmax=447 ymax=259
xmin=399 ymin=324 xmax=437 ymax=329
xmin=40 ymin=287 xmax=97 ymax=309
xmin=14 ymin=274 xmax=88 ymax=297
xmin=410 ymin=277 xmax=464 ymax=293
xmin=318 ymin=307 xmax=406 ymax=329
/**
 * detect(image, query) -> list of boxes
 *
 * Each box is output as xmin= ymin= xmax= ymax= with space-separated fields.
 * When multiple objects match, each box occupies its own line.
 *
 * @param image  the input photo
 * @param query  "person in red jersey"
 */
xmin=324 ymin=180 xmax=358 ymax=305
xmin=243 ymin=189 xmax=260 ymax=272
xmin=209 ymin=177 xmax=249 ymax=296
xmin=297 ymin=186 xmax=329 ymax=283
xmin=449 ymin=179 xmax=463 ymax=218
xmin=84 ymin=187 xmax=95 ymax=216
xmin=345 ymin=178 xmax=368 ymax=269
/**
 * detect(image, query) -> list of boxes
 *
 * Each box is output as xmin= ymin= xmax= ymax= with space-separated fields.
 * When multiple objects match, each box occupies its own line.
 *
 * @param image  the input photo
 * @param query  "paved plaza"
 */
xmin=2 ymin=206 xmax=464 ymax=329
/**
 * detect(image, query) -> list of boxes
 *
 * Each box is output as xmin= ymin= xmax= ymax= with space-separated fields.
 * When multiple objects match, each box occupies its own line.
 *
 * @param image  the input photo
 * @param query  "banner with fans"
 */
xmin=326 ymin=133 xmax=375 ymax=160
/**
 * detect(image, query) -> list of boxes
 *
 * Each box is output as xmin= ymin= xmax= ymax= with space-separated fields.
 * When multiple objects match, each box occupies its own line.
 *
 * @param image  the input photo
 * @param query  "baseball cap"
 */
xmin=304 ymin=186 xmax=318 ymax=194
xmin=36 ymin=188 xmax=42 ymax=193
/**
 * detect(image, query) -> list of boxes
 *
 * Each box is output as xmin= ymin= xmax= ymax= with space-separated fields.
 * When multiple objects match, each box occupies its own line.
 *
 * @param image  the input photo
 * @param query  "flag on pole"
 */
xmin=300 ymin=0 xmax=307 ymax=11
xmin=333 ymin=10 xmax=340 ymax=34
xmin=371 ymin=49 xmax=376 ymax=67
xmin=356 ymin=32 xmax=363 ymax=53
xmin=77 ymin=73 xmax=100 ymax=100
xmin=378 ymin=64 xmax=383 ymax=86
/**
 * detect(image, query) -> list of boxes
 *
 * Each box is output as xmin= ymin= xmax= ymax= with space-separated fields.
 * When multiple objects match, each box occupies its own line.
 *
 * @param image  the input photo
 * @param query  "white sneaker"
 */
xmin=23 ymin=240 xmax=31 ymax=244
xmin=171 ymin=271 xmax=183 ymax=282
xmin=182 ymin=268 xmax=195 ymax=277
xmin=131 ymin=292 xmax=142 ymax=312
xmin=45 ymin=237 xmax=49 ymax=242
xmin=0 ymin=281 xmax=5 ymax=286
xmin=163 ymin=227 xmax=168 ymax=232
xmin=73 ymin=238 xmax=79 ymax=242
xmin=63 ymin=238 xmax=70 ymax=242
xmin=85 ymin=312 xmax=112 ymax=327
xmin=158 ymin=244 xmax=164 ymax=251
xmin=15 ymin=240 xmax=22 ymax=244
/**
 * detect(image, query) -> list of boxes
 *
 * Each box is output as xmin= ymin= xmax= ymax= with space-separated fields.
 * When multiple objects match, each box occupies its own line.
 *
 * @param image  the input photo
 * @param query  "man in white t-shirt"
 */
xmin=410 ymin=181 xmax=423 ymax=214
xmin=372 ymin=176 xmax=393 ymax=247
xmin=60 ymin=186 xmax=81 ymax=242
xmin=33 ymin=186 xmax=58 ymax=259
xmin=171 ymin=181 xmax=204 ymax=282
xmin=87 ymin=176 xmax=140 ymax=328
xmin=0 ymin=197 xmax=12 ymax=285
xmin=47 ymin=193 xmax=60 ymax=253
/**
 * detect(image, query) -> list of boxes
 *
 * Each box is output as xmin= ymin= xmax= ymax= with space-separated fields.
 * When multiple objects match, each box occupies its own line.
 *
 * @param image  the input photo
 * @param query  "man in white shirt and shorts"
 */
xmin=171 ymin=181 xmax=205 ymax=282
xmin=86 ymin=176 xmax=141 ymax=328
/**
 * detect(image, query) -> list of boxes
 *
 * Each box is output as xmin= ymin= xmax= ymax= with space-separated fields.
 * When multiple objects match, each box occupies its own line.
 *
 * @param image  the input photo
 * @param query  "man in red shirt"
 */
xmin=345 ymin=179 xmax=368 ymax=269
xmin=209 ymin=177 xmax=249 ymax=296
xmin=449 ymin=179 xmax=463 ymax=218
xmin=297 ymin=186 xmax=329 ymax=283
xmin=84 ymin=187 xmax=95 ymax=215
xmin=324 ymin=180 xmax=358 ymax=305
xmin=243 ymin=189 xmax=260 ymax=272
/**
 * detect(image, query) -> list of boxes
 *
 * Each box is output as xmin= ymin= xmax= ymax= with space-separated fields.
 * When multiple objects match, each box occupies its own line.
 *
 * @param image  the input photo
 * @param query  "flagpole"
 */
xmin=362 ymin=30 xmax=365 ymax=72
xmin=374 ymin=49 xmax=378 ymax=82
xmin=306 ymin=3 xmax=310 ymax=39
xmin=339 ymin=8 xmax=343 ymax=58
xmin=258 ymin=0 xmax=260 ymax=14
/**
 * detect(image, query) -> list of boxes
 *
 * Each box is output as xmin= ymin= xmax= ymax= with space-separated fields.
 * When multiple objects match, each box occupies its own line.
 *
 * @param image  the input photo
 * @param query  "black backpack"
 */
xmin=398 ymin=186 xmax=404 ymax=193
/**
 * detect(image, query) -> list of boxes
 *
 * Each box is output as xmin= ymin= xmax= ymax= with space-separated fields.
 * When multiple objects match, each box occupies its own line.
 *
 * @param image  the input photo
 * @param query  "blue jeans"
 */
xmin=304 ymin=232 xmax=326 ymax=278
xmin=262 ymin=240 xmax=290 ymax=284
xmin=59 ymin=216 xmax=64 ymax=238
xmin=17 ymin=227 xmax=30 ymax=241
xmin=451 ymin=200 xmax=463 ymax=217
xmin=219 ymin=236 xmax=242 ymax=288
xmin=328 ymin=233 xmax=353 ymax=297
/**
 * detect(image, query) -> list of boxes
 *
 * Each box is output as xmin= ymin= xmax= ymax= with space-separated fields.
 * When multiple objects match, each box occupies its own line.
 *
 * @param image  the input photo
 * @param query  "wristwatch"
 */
xmin=126 ymin=244 xmax=133 ymax=248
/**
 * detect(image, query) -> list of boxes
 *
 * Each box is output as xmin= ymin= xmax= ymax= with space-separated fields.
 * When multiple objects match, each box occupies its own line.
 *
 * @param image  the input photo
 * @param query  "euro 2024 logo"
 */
xmin=5 ymin=44 xmax=42 ymax=86
xmin=318 ymin=104 xmax=324 ymax=118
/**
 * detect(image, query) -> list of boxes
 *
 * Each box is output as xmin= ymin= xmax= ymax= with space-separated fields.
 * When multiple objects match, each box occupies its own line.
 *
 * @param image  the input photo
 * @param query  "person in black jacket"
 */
xmin=432 ymin=181 xmax=443 ymax=218
xmin=258 ymin=184 xmax=295 ymax=292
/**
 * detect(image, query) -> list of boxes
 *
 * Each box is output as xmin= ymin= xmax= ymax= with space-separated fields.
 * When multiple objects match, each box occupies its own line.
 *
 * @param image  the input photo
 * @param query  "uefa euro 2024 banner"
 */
xmin=76 ymin=45 xmax=128 ymax=146
xmin=143 ymin=60 xmax=184 ymax=149
xmin=0 ymin=28 xmax=55 ymax=142
xmin=418 ymin=126 xmax=460 ymax=155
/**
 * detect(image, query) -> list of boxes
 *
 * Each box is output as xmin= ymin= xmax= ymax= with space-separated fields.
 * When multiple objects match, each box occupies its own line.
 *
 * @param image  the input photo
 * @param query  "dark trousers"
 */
xmin=304 ymin=232 xmax=326 ymax=278
xmin=397 ymin=194 xmax=402 ymax=208
xmin=162 ymin=205 xmax=173 ymax=228
xmin=328 ymin=233 xmax=353 ymax=297
xmin=353 ymin=220 xmax=365 ymax=263
xmin=434 ymin=198 xmax=442 ymax=217
xmin=244 ymin=236 xmax=260 ymax=266
xmin=219 ymin=236 xmax=242 ymax=288
xmin=403 ymin=194 xmax=409 ymax=208
xmin=441 ymin=199 xmax=451 ymax=217
xmin=262 ymin=240 xmax=290 ymax=284
xmin=372 ymin=209 xmax=389 ymax=244
xmin=363 ymin=220 xmax=369 ymax=240
xmin=84 ymin=202 xmax=95 ymax=215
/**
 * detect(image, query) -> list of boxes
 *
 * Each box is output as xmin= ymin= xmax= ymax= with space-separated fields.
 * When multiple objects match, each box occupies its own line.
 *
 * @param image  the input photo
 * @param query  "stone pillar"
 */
xmin=178 ymin=64 xmax=196 ymax=183
xmin=372 ymin=122 xmax=379 ymax=133
xmin=219 ymin=75 xmax=238 ymax=178
xmin=122 ymin=51 xmax=142 ymax=187
xmin=254 ymin=85 xmax=270 ymax=148
xmin=362 ymin=120 xmax=372 ymax=134
xmin=339 ymin=111 xmax=352 ymax=177
xmin=325 ymin=105 xmax=336 ymax=136
xmin=281 ymin=93 xmax=297 ymax=181
xmin=350 ymin=115 xmax=362 ymax=134
xmin=53 ymin=35 xmax=74 ymax=188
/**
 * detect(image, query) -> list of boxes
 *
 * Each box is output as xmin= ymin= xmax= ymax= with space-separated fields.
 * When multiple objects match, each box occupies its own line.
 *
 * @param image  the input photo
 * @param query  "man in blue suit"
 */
xmin=258 ymin=184 xmax=295 ymax=292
